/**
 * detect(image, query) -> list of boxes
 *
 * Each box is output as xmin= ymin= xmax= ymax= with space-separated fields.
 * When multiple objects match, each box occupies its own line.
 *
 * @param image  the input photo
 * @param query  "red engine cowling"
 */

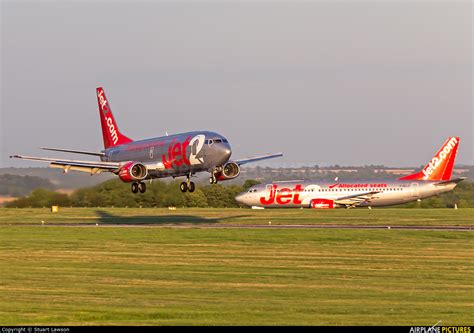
xmin=310 ymin=199 xmax=335 ymax=209
xmin=118 ymin=161 xmax=148 ymax=182
xmin=216 ymin=162 xmax=241 ymax=181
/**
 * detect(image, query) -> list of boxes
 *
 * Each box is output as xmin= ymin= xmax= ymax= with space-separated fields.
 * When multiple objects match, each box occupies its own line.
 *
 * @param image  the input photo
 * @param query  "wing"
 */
xmin=333 ymin=191 xmax=381 ymax=208
xmin=10 ymin=155 xmax=120 ymax=175
xmin=233 ymin=153 xmax=283 ymax=166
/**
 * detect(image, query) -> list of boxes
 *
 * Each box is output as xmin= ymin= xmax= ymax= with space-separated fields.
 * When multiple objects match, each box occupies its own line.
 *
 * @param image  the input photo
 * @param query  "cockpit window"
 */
xmin=206 ymin=138 xmax=224 ymax=145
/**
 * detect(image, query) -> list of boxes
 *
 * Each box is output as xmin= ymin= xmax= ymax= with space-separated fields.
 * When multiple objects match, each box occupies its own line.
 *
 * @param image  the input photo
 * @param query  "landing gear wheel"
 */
xmin=188 ymin=181 xmax=195 ymax=193
xmin=209 ymin=176 xmax=217 ymax=184
xmin=180 ymin=182 xmax=188 ymax=193
xmin=138 ymin=182 xmax=146 ymax=193
xmin=131 ymin=182 xmax=139 ymax=194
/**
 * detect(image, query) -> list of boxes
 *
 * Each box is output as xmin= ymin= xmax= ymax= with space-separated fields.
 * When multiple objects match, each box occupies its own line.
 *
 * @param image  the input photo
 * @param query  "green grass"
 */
xmin=0 ymin=208 xmax=473 ymax=325
xmin=0 ymin=207 xmax=473 ymax=226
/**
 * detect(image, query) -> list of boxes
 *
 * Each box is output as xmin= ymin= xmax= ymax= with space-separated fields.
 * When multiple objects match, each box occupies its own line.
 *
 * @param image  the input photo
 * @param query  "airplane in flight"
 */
xmin=11 ymin=87 xmax=282 ymax=193
xmin=235 ymin=137 xmax=464 ymax=208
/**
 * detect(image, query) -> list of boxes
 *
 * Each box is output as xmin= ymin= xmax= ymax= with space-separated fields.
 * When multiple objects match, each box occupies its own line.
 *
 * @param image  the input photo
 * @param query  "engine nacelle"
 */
xmin=118 ymin=161 xmax=148 ymax=182
xmin=310 ymin=198 xmax=335 ymax=209
xmin=216 ymin=162 xmax=241 ymax=181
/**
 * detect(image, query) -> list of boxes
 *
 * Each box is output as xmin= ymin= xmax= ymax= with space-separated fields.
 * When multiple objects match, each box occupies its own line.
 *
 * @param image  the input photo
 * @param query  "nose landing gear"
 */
xmin=209 ymin=167 xmax=221 ymax=184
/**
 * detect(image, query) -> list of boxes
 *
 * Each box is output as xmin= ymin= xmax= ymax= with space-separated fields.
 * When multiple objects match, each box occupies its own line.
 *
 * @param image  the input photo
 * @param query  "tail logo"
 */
xmin=422 ymin=137 xmax=458 ymax=180
xmin=106 ymin=117 xmax=119 ymax=145
xmin=97 ymin=89 xmax=110 ymax=115
xmin=97 ymin=88 xmax=118 ymax=145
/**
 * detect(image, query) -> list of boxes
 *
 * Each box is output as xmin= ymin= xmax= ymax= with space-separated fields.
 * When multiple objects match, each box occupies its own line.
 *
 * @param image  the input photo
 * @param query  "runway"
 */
xmin=14 ymin=223 xmax=474 ymax=231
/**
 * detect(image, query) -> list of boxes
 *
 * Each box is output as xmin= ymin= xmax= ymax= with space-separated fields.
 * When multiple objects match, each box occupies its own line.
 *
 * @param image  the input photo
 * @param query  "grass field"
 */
xmin=0 ymin=207 xmax=473 ymax=226
xmin=0 ymin=208 xmax=473 ymax=325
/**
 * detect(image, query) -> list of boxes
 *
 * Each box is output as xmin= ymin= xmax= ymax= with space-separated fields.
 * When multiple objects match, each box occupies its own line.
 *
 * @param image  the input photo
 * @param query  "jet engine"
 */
xmin=118 ymin=161 xmax=148 ymax=182
xmin=216 ymin=162 xmax=240 ymax=181
xmin=310 ymin=199 xmax=335 ymax=209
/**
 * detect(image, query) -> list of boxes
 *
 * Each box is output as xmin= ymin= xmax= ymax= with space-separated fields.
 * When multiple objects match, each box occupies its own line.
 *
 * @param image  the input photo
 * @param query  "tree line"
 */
xmin=4 ymin=178 xmax=474 ymax=208
xmin=0 ymin=174 xmax=55 ymax=196
xmin=5 ymin=179 xmax=260 ymax=208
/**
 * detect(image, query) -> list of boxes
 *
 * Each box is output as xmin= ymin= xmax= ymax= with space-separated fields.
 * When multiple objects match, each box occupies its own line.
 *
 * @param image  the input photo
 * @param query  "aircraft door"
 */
xmin=107 ymin=149 xmax=118 ymax=162
xmin=411 ymin=182 xmax=419 ymax=198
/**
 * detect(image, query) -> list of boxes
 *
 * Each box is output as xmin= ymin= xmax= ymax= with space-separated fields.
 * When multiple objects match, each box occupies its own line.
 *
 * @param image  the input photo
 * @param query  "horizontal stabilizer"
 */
xmin=41 ymin=147 xmax=105 ymax=157
xmin=434 ymin=177 xmax=466 ymax=186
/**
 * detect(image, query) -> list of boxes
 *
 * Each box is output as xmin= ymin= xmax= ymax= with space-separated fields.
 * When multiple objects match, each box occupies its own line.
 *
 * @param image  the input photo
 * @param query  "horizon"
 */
xmin=2 ymin=163 xmax=473 ymax=170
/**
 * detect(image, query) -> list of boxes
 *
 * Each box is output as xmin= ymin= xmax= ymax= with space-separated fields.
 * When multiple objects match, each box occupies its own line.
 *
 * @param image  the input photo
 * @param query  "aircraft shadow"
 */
xmin=94 ymin=210 xmax=249 ymax=225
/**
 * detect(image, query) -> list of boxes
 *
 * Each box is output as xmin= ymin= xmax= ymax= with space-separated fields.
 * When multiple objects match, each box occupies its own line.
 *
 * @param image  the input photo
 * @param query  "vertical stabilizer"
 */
xmin=96 ymin=87 xmax=133 ymax=149
xmin=399 ymin=137 xmax=460 ymax=181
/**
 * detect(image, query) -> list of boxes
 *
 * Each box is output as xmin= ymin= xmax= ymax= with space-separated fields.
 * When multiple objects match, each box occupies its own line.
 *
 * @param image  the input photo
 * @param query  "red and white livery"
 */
xmin=236 ymin=137 xmax=464 ymax=208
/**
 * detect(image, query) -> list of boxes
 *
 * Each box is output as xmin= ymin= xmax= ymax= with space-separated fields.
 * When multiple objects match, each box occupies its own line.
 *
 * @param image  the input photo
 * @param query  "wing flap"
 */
xmin=50 ymin=164 xmax=106 ymax=175
xmin=334 ymin=191 xmax=380 ymax=207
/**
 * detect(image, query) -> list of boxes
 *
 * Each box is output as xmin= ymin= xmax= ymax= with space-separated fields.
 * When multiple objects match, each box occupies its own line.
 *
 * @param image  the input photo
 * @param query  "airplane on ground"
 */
xmin=235 ymin=137 xmax=464 ymax=208
xmin=11 ymin=87 xmax=282 ymax=193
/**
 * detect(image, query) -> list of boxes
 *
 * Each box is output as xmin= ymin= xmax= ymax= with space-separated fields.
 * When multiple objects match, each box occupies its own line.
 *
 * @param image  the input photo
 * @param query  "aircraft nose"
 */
xmin=223 ymin=143 xmax=231 ymax=159
xmin=216 ymin=142 xmax=232 ymax=165
xmin=235 ymin=192 xmax=251 ymax=206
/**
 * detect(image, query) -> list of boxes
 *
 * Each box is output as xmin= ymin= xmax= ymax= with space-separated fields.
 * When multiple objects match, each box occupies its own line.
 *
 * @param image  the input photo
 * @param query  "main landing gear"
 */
xmin=131 ymin=182 xmax=146 ymax=194
xmin=209 ymin=175 xmax=218 ymax=184
xmin=180 ymin=175 xmax=195 ymax=193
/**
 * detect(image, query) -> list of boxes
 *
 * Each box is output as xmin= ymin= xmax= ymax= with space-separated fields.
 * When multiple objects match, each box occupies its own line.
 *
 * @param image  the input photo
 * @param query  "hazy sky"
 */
xmin=1 ymin=1 xmax=472 ymax=168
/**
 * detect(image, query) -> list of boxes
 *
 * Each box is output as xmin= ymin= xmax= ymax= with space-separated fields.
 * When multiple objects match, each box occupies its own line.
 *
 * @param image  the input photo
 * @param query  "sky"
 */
xmin=1 ymin=1 xmax=472 ymax=168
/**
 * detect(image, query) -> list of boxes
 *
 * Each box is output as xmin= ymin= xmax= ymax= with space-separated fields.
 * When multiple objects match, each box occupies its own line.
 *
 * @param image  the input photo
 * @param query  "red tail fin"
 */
xmin=399 ymin=137 xmax=460 ymax=181
xmin=96 ymin=87 xmax=133 ymax=149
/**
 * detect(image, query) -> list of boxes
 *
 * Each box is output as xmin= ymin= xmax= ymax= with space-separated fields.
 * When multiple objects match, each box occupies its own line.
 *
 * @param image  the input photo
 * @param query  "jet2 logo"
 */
xmin=422 ymin=137 xmax=458 ymax=179
xmin=97 ymin=89 xmax=119 ymax=144
xmin=106 ymin=117 xmax=119 ymax=145
xmin=260 ymin=184 xmax=304 ymax=205
xmin=161 ymin=135 xmax=205 ymax=169
xmin=189 ymin=135 xmax=205 ymax=165
xmin=97 ymin=89 xmax=110 ymax=115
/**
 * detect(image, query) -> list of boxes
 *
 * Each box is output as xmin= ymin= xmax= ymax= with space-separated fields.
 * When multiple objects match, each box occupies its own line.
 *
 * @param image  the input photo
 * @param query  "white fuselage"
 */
xmin=235 ymin=179 xmax=459 ymax=208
